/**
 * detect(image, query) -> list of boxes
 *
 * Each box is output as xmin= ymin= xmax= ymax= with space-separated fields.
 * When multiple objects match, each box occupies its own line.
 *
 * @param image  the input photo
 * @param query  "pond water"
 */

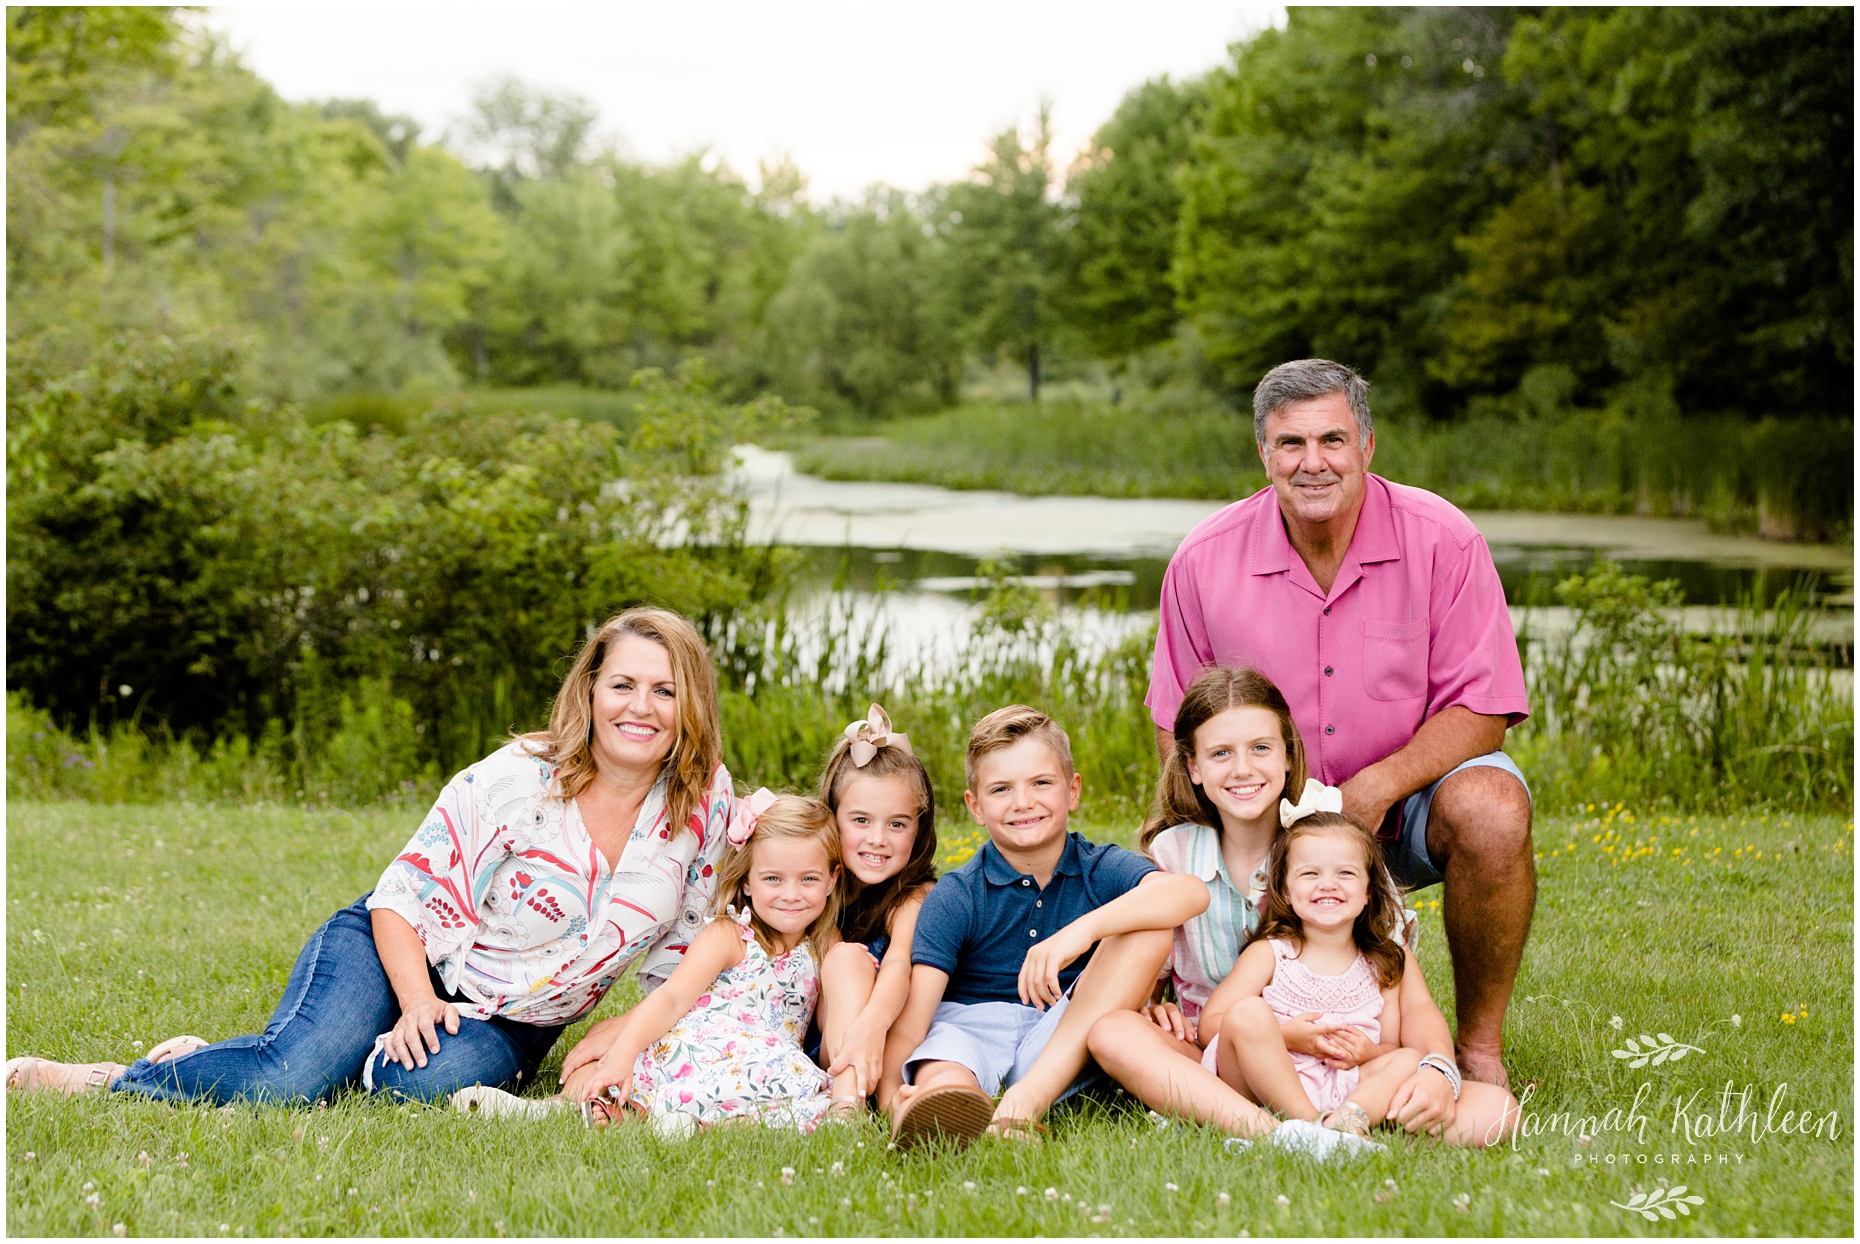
xmin=733 ymin=445 xmax=1854 ymax=670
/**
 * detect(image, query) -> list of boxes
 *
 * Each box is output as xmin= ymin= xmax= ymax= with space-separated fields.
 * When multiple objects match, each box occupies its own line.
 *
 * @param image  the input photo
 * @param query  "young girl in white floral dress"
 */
xmin=572 ymin=791 xmax=852 ymax=1134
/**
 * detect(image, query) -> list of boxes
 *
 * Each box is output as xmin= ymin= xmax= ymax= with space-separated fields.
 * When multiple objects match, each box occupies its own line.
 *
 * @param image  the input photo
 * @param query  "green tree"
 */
xmin=1066 ymin=75 xmax=1204 ymax=359
xmin=1441 ymin=7 xmax=1853 ymax=418
xmin=761 ymin=190 xmax=959 ymax=419
xmin=937 ymin=105 xmax=1070 ymax=399
xmin=1173 ymin=7 xmax=1526 ymax=412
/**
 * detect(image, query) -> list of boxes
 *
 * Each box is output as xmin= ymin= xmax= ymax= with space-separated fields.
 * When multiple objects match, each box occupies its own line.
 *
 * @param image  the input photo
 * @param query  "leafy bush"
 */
xmin=1512 ymin=563 xmax=1853 ymax=813
xmin=6 ymin=335 xmax=808 ymax=797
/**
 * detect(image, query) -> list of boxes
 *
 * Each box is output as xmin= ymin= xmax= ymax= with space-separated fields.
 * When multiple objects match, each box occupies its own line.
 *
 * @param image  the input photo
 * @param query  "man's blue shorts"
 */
xmin=1380 ymin=750 xmax=1531 ymax=890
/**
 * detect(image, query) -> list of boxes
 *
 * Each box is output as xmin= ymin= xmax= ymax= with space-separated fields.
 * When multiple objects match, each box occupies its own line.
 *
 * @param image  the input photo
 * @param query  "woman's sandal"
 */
xmin=1319 ymin=1101 xmax=1374 ymax=1137
xmin=4 ymin=1057 xmax=125 ymax=1093
xmin=146 ymin=1035 xmax=208 ymax=1064
xmin=890 ymin=1085 xmax=995 ymax=1154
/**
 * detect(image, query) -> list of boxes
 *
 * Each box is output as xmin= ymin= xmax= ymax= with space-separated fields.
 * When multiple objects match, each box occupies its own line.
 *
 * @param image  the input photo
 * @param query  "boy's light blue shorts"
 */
xmin=903 ymin=995 xmax=1107 ymax=1102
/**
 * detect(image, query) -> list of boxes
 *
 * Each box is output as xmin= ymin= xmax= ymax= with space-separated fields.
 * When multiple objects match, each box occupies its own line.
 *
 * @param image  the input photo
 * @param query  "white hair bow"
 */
xmin=1280 ymin=779 xmax=1344 ymax=829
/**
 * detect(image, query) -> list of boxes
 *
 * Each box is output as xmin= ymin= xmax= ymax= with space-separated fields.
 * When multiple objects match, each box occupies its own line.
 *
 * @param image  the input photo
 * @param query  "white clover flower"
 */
xmin=1217 ymin=1192 xmax=1231 ymax=1207
xmin=1044 ymin=1188 xmax=1058 ymax=1202
xmin=1609 ymin=1015 xmax=1624 ymax=1030
xmin=85 ymin=1194 xmax=101 ymax=1208
xmin=1165 ymin=1182 xmax=1179 ymax=1192
xmin=780 ymin=1167 xmax=795 ymax=1187
xmin=1276 ymin=1194 xmax=1291 ymax=1208
xmin=1453 ymin=1192 xmax=1471 ymax=1211
xmin=963 ymin=1181 xmax=976 ymax=1192
xmin=1016 ymin=1186 xmax=1028 ymax=1197
xmin=1731 ymin=1014 xmax=1742 ymax=1027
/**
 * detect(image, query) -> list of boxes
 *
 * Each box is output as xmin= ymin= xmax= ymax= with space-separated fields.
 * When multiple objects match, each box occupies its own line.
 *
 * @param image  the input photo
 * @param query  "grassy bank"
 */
xmin=6 ymin=800 xmax=1851 ymax=1236
xmin=791 ymin=399 xmax=1854 ymax=541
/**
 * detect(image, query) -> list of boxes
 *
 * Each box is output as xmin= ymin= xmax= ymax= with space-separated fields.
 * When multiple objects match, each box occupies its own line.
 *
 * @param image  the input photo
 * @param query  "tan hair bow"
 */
xmin=843 ymin=704 xmax=912 ymax=768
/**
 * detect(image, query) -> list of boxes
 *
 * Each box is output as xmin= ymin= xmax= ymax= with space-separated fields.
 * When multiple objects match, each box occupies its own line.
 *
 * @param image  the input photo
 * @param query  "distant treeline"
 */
xmin=8 ymin=6 xmax=1852 ymax=427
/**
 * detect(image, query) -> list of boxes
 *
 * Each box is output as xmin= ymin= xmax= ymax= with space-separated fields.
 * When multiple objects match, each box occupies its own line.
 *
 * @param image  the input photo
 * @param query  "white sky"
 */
xmin=207 ymin=2 xmax=1284 ymax=201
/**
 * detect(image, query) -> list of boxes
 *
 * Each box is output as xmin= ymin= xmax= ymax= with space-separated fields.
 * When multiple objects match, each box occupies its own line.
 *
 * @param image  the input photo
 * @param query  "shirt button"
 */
xmin=1029 ymin=929 xmax=1038 ymax=937
xmin=1324 ymin=666 xmax=1333 ymax=676
xmin=1036 ymin=900 xmax=1042 ymax=907
xmin=1325 ymin=725 xmax=1335 ymax=735
xmin=1323 ymin=606 xmax=1331 ymax=615
xmin=1022 ymin=879 xmax=1031 ymax=886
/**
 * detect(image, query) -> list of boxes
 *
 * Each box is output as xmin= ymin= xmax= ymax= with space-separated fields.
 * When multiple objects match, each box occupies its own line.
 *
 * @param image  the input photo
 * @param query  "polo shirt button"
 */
xmin=1323 ymin=606 xmax=1331 ymax=615
xmin=1324 ymin=666 xmax=1333 ymax=676
xmin=1325 ymin=725 xmax=1335 ymax=735
xmin=1021 ymin=879 xmax=1031 ymax=886
xmin=1029 ymin=929 xmax=1038 ymax=937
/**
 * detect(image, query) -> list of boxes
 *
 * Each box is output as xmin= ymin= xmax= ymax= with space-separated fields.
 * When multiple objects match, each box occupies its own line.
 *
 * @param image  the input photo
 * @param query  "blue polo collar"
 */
xmin=980 ymin=833 xmax=1082 ymax=887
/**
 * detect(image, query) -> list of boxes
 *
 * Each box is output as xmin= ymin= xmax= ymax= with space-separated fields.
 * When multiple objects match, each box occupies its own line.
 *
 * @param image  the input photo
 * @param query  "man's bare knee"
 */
xmin=1429 ymin=768 xmax=1532 ymax=862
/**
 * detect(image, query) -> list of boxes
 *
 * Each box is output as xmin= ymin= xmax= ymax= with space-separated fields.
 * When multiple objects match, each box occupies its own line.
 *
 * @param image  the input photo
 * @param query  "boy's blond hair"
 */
xmin=964 ymin=705 xmax=1075 ymax=790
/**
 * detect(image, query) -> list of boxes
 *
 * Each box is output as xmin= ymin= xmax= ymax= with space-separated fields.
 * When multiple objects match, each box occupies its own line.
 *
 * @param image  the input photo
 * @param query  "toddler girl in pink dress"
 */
xmin=1197 ymin=804 xmax=1422 ymax=1138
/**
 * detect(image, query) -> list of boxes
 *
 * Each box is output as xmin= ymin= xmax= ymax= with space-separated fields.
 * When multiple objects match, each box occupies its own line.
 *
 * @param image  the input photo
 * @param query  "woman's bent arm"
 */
xmin=371 ymin=909 xmax=459 ymax=1070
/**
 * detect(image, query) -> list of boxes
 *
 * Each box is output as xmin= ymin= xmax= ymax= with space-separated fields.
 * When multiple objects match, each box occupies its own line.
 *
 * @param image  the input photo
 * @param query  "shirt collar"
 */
xmin=980 ymin=833 xmax=1081 ymax=886
xmin=1176 ymin=822 xmax=1269 ymax=903
xmin=1252 ymin=473 xmax=1402 ymax=583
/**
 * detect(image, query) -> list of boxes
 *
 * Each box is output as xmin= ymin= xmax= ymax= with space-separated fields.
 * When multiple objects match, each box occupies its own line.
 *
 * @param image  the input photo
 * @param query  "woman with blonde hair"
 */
xmin=5 ymin=607 xmax=735 ymax=1104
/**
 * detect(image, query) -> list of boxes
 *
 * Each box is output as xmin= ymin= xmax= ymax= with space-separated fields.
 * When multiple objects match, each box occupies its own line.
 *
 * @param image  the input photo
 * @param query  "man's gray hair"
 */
xmin=1252 ymin=359 xmax=1373 ymax=447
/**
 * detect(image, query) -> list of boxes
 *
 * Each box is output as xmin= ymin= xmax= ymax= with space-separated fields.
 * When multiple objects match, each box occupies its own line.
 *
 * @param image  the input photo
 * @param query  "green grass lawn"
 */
xmin=6 ymin=801 xmax=1852 ymax=1236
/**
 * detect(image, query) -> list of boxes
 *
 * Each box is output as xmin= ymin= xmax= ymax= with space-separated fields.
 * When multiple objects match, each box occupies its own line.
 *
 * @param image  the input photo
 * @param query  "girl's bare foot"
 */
xmin=4 ymin=1058 xmax=127 ymax=1093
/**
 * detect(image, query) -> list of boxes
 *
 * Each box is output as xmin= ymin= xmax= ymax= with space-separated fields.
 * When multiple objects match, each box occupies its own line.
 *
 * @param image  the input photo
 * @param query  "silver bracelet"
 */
xmin=1417 ymin=1053 xmax=1462 ymax=1100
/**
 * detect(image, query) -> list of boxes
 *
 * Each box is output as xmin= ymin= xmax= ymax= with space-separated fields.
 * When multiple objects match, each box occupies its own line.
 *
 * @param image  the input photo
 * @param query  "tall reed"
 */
xmin=11 ymin=567 xmax=1850 ymax=818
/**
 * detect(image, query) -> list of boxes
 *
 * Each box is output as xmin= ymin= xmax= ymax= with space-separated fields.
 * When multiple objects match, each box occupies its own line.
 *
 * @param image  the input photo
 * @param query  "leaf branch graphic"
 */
xmin=1611 ymin=1032 xmax=1704 ymax=1068
xmin=1610 ymin=1186 xmax=1706 ymax=1221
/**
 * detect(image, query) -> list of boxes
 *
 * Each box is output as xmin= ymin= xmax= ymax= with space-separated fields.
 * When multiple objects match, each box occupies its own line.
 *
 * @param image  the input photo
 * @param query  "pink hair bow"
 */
xmin=843 ymin=703 xmax=912 ymax=768
xmin=727 ymin=787 xmax=780 ymax=848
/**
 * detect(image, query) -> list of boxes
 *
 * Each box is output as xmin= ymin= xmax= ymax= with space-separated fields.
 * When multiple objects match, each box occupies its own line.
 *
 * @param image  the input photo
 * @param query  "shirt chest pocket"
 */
xmin=1362 ymin=618 xmax=1429 ymax=702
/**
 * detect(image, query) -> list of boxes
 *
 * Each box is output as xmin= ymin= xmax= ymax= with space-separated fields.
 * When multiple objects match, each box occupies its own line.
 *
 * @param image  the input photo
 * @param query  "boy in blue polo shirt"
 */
xmin=885 ymin=705 xmax=1209 ymax=1150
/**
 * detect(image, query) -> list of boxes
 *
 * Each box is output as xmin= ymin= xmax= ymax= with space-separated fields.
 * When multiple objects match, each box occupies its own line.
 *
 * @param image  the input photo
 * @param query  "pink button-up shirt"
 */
xmin=1146 ymin=474 xmax=1528 ymax=785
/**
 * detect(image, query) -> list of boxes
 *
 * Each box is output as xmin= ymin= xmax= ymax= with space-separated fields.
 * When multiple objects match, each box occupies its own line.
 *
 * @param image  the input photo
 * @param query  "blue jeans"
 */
xmin=111 ymin=895 xmax=565 ymax=1105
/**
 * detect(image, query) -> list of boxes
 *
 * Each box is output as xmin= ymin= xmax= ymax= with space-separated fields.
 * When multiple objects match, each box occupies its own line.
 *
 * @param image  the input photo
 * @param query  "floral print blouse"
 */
xmin=367 ymin=740 xmax=732 ymax=1026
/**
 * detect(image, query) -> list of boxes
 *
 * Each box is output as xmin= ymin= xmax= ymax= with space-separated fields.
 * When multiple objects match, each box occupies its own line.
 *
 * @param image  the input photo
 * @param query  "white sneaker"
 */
xmin=1269 ymin=1118 xmax=1386 ymax=1160
xmin=451 ymin=1085 xmax=567 ymax=1119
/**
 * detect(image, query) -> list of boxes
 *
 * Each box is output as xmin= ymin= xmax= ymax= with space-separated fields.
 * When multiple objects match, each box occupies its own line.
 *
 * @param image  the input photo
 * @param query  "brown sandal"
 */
xmin=890 ymin=1085 xmax=995 ymax=1153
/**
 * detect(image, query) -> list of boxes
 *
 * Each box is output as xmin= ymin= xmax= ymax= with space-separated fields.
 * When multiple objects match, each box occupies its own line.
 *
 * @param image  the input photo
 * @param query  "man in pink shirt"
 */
xmin=1146 ymin=358 xmax=1533 ymax=1089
